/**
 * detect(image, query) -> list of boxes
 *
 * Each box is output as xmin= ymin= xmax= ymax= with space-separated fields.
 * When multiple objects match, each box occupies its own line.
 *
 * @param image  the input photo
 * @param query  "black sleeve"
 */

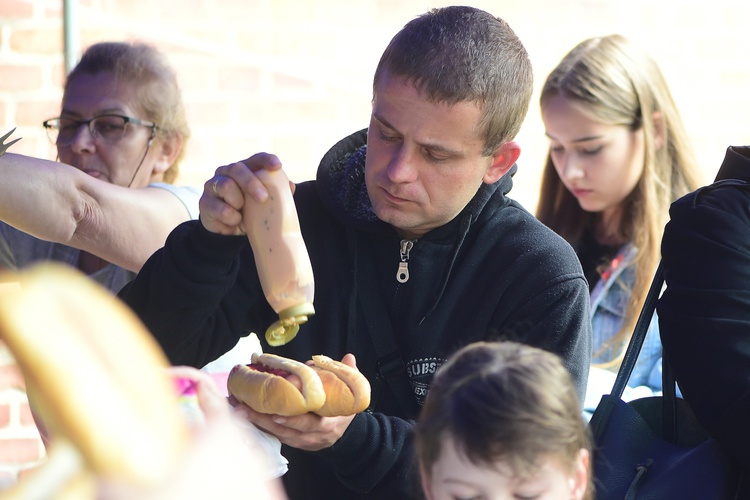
xmin=506 ymin=272 xmax=592 ymax=405
xmin=309 ymin=412 xmax=418 ymax=497
xmin=658 ymin=180 xmax=750 ymax=468
xmin=119 ymin=220 xmax=272 ymax=367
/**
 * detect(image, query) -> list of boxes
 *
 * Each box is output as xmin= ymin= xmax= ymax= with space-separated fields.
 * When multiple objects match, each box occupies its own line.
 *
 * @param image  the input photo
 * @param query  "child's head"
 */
xmin=416 ymin=341 xmax=590 ymax=500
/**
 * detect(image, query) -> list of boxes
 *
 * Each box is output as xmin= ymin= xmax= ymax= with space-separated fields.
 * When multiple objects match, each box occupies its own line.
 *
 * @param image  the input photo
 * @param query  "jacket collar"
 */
xmin=715 ymin=146 xmax=750 ymax=182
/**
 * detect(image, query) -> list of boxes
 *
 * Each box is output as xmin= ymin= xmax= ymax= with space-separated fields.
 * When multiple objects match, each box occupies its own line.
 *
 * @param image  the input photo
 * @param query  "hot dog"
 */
xmin=310 ymin=355 xmax=371 ymax=417
xmin=227 ymin=353 xmax=371 ymax=417
xmin=227 ymin=352 xmax=326 ymax=416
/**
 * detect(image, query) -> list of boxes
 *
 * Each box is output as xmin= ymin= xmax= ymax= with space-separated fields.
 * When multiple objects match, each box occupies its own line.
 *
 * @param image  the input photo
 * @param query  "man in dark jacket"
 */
xmin=120 ymin=6 xmax=592 ymax=498
xmin=658 ymin=145 xmax=750 ymax=471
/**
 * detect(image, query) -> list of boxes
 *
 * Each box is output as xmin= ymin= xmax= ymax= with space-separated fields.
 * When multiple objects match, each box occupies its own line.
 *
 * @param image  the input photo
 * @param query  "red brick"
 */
xmin=0 ymin=403 xmax=12 ymax=428
xmin=0 ymin=66 xmax=43 ymax=92
xmin=10 ymin=29 xmax=64 ymax=54
xmin=0 ymin=0 xmax=34 ymax=19
xmin=0 ymin=439 xmax=43 ymax=463
xmin=51 ymin=62 xmax=66 ymax=88
xmin=18 ymin=402 xmax=35 ymax=427
xmin=0 ymin=135 xmax=43 ymax=158
xmin=0 ymin=404 xmax=9 ymax=428
xmin=15 ymin=100 xmax=60 ymax=127
xmin=0 ymin=365 xmax=25 ymax=391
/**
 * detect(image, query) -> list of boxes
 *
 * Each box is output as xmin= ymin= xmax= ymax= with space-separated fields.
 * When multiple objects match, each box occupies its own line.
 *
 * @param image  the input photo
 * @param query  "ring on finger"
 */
xmin=212 ymin=177 xmax=220 ymax=196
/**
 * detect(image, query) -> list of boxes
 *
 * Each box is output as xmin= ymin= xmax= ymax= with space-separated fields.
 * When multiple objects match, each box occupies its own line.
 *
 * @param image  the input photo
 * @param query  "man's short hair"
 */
xmin=373 ymin=6 xmax=533 ymax=155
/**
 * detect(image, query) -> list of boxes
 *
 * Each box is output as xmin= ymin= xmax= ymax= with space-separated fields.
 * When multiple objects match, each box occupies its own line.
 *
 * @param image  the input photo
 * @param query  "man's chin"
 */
xmin=372 ymin=205 xmax=401 ymax=226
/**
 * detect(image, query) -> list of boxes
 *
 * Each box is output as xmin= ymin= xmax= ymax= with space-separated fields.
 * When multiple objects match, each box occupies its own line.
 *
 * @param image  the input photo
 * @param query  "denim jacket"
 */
xmin=584 ymin=244 xmax=664 ymax=413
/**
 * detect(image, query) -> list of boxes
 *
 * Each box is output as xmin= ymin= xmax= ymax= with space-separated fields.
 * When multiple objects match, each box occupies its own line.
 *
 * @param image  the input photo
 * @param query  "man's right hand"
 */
xmin=199 ymin=153 xmax=284 ymax=235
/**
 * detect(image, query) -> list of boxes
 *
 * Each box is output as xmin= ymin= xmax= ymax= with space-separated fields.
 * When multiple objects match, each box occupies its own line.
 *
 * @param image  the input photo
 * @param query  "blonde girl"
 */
xmin=536 ymin=35 xmax=703 ymax=405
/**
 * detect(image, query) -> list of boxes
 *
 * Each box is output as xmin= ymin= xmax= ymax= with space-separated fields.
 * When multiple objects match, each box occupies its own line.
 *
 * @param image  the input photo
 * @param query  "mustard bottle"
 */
xmin=244 ymin=169 xmax=315 ymax=346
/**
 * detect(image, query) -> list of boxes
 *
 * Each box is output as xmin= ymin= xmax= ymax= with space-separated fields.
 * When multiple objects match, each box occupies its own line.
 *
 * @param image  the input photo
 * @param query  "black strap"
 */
xmin=609 ymin=261 xmax=665 ymax=399
xmin=662 ymin=354 xmax=678 ymax=442
xmin=589 ymin=260 xmax=674 ymax=441
xmin=347 ymin=229 xmax=420 ymax=417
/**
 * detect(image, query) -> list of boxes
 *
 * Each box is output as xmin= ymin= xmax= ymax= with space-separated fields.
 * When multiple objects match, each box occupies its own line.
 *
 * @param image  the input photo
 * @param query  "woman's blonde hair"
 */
xmin=536 ymin=35 xmax=702 ymax=363
xmin=416 ymin=341 xmax=591 ymax=499
xmin=65 ymin=41 xmax=190 ymax=184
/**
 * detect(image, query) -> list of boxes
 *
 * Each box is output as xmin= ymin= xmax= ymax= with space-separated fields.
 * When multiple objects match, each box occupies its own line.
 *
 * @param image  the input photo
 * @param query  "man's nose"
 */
xmin=387 ymin=145 xmax=418 ymax=183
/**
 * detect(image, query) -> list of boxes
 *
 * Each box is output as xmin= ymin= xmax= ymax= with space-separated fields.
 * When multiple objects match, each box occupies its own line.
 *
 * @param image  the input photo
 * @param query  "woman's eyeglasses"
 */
xmin=43 ymin=114 xmax=157 ymax=146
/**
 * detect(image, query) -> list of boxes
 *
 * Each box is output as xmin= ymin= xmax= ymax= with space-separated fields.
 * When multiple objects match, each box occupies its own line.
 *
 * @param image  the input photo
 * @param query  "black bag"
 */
xmin=588 ymin=262 xmax=746 ymax=499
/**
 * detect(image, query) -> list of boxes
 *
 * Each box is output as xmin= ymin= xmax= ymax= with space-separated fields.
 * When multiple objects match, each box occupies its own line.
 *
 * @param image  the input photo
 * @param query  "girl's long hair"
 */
xmin=536 ymin=35 xmax=703 ymax=364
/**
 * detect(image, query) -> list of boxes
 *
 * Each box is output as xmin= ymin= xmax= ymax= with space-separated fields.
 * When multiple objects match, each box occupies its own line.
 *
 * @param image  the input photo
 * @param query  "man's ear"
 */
xmin=652 ymin=111 xmax=665 ymax=150
xmin=151 ymin=133 xmax=184 ymax=176
xmin=483 ymin=141 xmax=521 ymax=184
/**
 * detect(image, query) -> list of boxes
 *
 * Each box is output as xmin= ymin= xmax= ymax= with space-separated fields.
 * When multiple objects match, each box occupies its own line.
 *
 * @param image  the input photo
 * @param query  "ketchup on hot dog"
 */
xmin=247 ymin=363 xmax=302 ymax=390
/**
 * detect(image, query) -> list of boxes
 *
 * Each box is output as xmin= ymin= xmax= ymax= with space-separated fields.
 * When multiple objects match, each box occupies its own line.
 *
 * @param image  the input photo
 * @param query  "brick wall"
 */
xmin=2 ymin=0 xmax=750 ymax=198
xmin=0 ymin=0 xmax=749 ymax=488
xmin=0 ymin=344 xmax=45 ymax=487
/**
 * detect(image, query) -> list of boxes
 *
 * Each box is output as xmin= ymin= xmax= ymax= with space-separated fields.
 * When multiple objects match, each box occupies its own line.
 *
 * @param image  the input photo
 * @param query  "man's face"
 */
xmin=365 ymin=73 xmax=498 ymax=239
xmin=56 ymin=72 xmax=159 ymax=188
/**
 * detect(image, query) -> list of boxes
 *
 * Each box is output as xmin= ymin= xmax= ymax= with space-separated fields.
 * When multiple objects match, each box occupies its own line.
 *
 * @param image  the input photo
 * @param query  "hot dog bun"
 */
xmin=310 ymin=355 xmax=371 ymax=417
xmin=227 ymin=352 xmax=325 ymax=416
xmin=0 ymin=263 xmax=188 ymax=489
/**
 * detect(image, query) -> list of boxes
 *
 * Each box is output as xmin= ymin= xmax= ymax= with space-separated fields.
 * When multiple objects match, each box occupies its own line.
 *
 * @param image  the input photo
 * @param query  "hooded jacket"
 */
xmin=121 ymin=129 xmax=592 ymax=498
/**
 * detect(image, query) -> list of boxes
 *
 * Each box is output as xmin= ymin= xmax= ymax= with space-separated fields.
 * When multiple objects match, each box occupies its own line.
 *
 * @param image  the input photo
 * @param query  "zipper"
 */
xmin=396 ymin=239 xmax=415 ymax=283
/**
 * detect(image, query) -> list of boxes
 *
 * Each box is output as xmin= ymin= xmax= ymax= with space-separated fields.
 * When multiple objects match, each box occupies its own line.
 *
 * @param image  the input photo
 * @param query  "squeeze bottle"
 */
xmin=244 ymin=169 xmax=315 ymax=346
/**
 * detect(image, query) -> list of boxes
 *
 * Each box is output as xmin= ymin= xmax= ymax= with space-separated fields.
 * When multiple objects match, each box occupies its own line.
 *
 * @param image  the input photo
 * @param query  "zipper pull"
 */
xmin=396 ymin=239 xmax=414 ymax=283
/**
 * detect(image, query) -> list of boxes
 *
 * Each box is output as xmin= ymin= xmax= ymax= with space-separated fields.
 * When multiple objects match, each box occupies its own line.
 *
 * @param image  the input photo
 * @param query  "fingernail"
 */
xmin=273 ymin=417 xmax=286 ymax=424
xmin=255 ymin=188 xmax=269 ymax=202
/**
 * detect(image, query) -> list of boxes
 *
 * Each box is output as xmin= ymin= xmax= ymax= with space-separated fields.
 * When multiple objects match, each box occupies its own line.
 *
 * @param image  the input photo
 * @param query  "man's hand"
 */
xmin=199 ymin=153 xmax=284 ymax=235
xmin=234 ymin=404 xmax=356 ymax=451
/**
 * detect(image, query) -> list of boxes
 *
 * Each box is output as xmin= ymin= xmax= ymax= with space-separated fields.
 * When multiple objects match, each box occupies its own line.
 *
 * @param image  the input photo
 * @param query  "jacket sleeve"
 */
xmin=658 ymin=181 xmax=750 ymax=468
xmin=521 ymin=272 xmax=593 ymax=405
xmin=119 ymin=220 xmax=271 ymax=368
xmin=312 ymin=411 xmax=417 ymax=496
